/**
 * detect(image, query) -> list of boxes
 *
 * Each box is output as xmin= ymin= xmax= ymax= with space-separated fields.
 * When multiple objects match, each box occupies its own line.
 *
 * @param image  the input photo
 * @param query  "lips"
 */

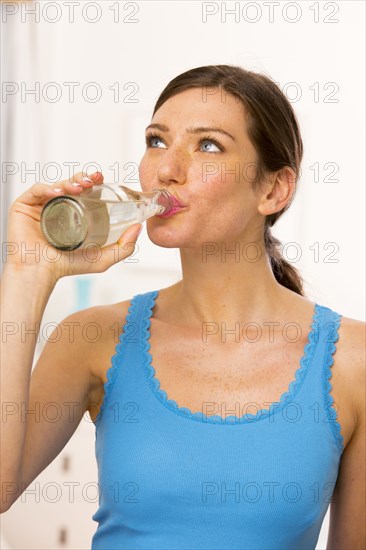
xmin=156 ymin=193 xmax=187 ymax=218
xmin=170 ymin=195 xmax=186 ymax=208
xmin=157 ymin=195 xmax=187 ymax=218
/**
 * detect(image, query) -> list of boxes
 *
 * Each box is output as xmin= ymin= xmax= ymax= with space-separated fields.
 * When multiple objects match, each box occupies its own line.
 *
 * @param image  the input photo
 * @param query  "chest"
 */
xmin=149 ymin=326 xmax=298 ymax=414
xmin=145 ymin=319 xmax=354 ymax=446
xmin=94 ymin=317 xmax=355 ymax=449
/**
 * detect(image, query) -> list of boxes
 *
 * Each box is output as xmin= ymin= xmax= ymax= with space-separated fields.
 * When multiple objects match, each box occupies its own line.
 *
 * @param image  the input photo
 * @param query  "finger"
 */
xmin=54 ymin=171 xmax=104 ymax=194
xmin=97 ymin=224 xmax=142 ymax=271
xmin=14 ymin=171 xmax=105 ymax=207
xmin=69 ymin=170 xmax=103 ymax=183
xmin=15 ymin=183 xmax=65 ymax=207
xmin=80 ymin=171 xmax=104 ymax=184
xmin=116 ymin=223 xmax=143 ymax=246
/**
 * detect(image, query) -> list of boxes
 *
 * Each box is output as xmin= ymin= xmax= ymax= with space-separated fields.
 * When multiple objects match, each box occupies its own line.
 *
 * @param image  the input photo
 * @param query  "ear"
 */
xmin=257 ymin=167 xmax=296 ymax=217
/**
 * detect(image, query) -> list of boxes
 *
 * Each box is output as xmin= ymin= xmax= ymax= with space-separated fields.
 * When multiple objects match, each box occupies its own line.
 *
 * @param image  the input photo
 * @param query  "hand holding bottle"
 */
xmin=40 ymin=181 xmax=172 ymax=252
xmin=4 ymin=171 xmax=143 ymax=284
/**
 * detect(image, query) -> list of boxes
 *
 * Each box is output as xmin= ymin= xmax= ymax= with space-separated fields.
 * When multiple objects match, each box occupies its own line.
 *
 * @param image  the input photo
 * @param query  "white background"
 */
xmin=1 ymin=1 xmax=365 ymax=548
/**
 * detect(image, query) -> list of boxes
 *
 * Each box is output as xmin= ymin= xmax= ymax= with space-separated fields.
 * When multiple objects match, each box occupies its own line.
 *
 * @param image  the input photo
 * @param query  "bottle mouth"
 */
xmin=152 ymin=188 xmax=175 ymax=214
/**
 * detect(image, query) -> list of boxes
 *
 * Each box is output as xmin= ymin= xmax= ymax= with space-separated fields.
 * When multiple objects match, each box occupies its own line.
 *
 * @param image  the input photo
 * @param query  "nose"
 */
xmin=156 ymin=147 xmax=188 ymax=187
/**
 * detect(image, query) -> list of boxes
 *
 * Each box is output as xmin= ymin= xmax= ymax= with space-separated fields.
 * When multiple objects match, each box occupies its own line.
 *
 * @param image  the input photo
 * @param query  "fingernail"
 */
xmin=72 ymin=182 xmax=82 ymax=187
xmin=89 ymin=171 xmax=102 ymax=179
xmin=83 ymin=176 xmax=93 ymax=183
xmin=53 ymin=188 xmax=63 ymax=192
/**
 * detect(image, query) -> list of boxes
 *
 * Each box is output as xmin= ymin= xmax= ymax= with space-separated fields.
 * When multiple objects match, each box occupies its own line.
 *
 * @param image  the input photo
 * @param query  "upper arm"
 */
xmin=7 ymin=306 xmax=104 ymax=510
xmin=327 ymin=319 xmax=366 ymax=549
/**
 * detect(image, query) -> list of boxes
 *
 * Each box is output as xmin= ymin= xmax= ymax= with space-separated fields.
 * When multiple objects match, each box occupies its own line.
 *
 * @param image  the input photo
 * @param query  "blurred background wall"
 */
xmin=1 ymin=0 xmax=364 ymax=548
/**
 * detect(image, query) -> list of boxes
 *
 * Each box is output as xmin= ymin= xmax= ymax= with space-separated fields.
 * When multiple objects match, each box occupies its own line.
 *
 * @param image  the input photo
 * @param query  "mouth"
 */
xmin=157 ymin=194 xmax=187 ymax=218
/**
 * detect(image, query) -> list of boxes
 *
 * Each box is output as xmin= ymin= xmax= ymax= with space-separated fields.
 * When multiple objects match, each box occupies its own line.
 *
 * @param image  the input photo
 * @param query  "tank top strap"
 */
xmin=300 ymin=302 xmax=344 ymax=455
xmin=125 ymin=290 xmax=157 ymax=345
xmin=137 ymin=289 xmax=159 ymax=342
xmin=109 ymin=289 xmax=157 ymax=372
xmin=320 ymin=304 xmax=344 ymax=453
xmin=93 ymin=290 xmax=157 ymax=427
xmin=114 ymin=290 xmax=158 ymax=348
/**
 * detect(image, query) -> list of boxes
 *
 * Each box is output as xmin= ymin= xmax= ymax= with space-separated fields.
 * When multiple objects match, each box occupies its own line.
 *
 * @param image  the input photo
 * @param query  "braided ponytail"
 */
xmin=264 ymin=224 xmax=304 ymax=296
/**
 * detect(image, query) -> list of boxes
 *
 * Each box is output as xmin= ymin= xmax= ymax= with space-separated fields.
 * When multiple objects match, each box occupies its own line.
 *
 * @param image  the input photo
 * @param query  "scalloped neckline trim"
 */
xmin=141 ymin=291 xmax=323 ymax=425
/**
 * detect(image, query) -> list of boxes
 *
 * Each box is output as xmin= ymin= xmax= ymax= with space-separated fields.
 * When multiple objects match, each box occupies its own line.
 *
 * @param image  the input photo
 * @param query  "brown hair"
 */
xmin=152 ymin=64 xmax=305 ymax=296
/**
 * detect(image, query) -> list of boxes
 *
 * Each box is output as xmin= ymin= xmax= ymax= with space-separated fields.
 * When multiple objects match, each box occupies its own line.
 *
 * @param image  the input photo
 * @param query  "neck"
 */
xmin=164 ymin=239 xmax=293 ymax=327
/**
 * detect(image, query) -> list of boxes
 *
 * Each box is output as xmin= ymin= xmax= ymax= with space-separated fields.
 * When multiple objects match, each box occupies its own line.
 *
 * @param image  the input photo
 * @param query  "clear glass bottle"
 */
xmin=40 ymin=184 xmax=173 ymax=251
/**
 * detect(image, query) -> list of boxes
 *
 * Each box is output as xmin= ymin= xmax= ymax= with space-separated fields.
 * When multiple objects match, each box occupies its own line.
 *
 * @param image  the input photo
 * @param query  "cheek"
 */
xmin=193 ymin=175 xmax=244 ymax=215
xmin=194 ymin=179 xmax=259 ymax=236
xmin=187 ymin=191 xmax=248 ymax=237
xmin=138 ymin=156 xmax=154 ymax=190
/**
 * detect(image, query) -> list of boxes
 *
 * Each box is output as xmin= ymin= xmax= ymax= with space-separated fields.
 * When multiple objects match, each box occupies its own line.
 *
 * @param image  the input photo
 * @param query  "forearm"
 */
xmin=0 ymin=265 xmax=56 ymax=488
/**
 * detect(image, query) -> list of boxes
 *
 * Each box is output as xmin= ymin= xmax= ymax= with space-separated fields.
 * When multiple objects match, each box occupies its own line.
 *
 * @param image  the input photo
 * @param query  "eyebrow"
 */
xmin=145 ymin=123 xmax=236 ymax=142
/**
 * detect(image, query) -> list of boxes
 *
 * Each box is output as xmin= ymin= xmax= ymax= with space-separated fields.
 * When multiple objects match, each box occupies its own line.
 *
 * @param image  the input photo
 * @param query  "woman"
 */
xmin=1 ymin=64 xmax=364 ymax=549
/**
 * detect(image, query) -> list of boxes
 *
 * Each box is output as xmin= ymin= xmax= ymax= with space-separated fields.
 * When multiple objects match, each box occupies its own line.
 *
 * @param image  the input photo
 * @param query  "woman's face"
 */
xmin=138 ymin=87 xmax=265 ymax=248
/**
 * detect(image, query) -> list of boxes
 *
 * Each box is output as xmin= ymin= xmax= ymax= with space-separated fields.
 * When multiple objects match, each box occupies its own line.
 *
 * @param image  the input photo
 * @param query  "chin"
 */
xmin=146 ymin=228 xmax=183 ymax=249
xmin=146 ymin=222 xmax=196 ymax=249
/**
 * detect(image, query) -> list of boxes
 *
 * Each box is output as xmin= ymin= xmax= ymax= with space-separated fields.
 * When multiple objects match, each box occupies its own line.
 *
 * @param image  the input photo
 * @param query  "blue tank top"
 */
xmin=91 ymin=289 xmax=344 ymax=550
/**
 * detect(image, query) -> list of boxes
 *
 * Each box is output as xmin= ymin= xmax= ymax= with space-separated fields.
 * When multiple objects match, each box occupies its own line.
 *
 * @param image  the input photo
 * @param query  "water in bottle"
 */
xmin=40 ymin=184 xmax=174 ymax=251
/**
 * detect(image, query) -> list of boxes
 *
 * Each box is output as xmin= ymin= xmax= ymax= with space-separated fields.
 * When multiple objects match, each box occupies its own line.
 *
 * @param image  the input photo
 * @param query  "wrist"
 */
xmin=1 ymin=263 xmax=58 ymax=292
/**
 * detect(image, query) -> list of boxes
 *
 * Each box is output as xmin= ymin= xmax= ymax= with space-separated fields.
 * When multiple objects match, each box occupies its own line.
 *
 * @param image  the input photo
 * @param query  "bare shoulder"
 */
xmin=287 ymin=293 xmax=365 ymax=445
xmin=327 ymin=314 xmax=366 ymax=547
xmin=337 ymin=315 xmax=365 ymax=377
xmin=336 ymin=314 xmax=366 ymax=427
xmin=61 ymin=298 xmax=135 ymax=423
xmin=68 ymin=298 xmax=134 ymax=382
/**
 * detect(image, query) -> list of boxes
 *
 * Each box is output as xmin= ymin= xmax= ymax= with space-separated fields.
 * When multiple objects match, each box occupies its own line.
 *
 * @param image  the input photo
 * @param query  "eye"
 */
xmin=144 ymin=132 xmax=224 ymax=153
xmin=145 ymin=133 xmax=166 ymax=148
xmin=200 ymin=137 xmax=222 ymax=153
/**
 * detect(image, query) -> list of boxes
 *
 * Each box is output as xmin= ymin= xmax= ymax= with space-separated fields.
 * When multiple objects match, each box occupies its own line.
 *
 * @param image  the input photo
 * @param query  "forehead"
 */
xmin=153 ymin=87 xmax=246 ymax=125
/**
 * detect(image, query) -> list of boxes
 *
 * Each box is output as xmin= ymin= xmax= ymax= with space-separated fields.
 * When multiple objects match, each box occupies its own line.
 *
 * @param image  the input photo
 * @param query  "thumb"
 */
xmin=99 ymin=223 xmax=143 ymax=270
xmin=110 ymin=223 xmax=142 ymax=265
xmin=117 ymin=223 xmax=143 ymax=245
